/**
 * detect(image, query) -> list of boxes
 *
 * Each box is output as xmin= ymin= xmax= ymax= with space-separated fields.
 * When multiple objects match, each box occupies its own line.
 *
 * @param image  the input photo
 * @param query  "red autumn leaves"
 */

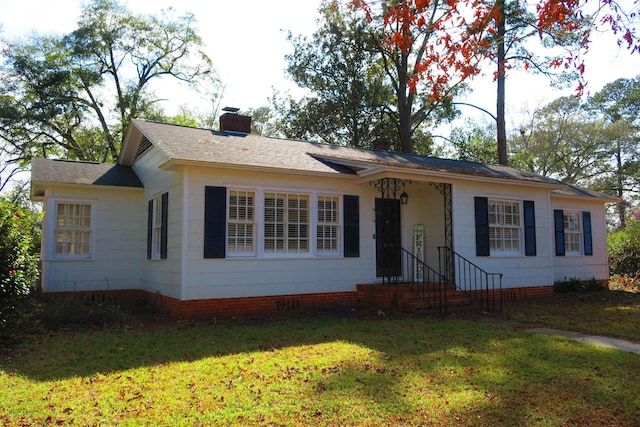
xmin=351 ymin=0 xmax=638 ymax=99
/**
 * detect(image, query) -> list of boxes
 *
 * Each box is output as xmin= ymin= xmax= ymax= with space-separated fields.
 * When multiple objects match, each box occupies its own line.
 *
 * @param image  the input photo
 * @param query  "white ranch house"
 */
xmin=30 ymin=113 xmax=613 ymax=317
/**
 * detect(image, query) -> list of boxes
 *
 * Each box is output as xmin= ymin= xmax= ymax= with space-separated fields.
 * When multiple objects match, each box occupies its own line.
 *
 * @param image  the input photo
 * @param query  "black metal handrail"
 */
xmin=399 ymin=247 xmax=447 ymax=315
xmin=438 ymin=246 xmax=503 ymax=312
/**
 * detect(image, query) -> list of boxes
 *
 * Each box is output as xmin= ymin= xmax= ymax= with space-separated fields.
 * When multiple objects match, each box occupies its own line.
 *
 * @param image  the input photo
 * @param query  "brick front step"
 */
xmin=402 ymin=294 xmax=473 ymax=311
xmin=357 ymin=283 xmax=458 ymax=312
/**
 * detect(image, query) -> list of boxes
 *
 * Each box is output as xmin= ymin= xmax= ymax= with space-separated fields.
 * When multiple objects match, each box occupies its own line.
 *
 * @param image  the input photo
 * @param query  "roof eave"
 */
xmin=159 ymin=159 xmax=358 ymax=179
xmin=357 ymin=164 xmax=566 ymax=189
xmin=550 ymin=192 xmax=617 ymax=203
xmin=30 ymin=180 xmax=144 ymax=200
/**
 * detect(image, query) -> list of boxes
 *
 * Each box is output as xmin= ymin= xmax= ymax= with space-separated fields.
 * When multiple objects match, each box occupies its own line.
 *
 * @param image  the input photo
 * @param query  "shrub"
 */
xmin=608 ymin=219 xmax=640 ymax=277
xmin=0 ymin=198 xmax=41 ymax=333
xmin=608 ymin=275 xmax=640 ymax=293
xmin=554 ymin=277 xmax=583 ymax=293
xmin=554 ymin=277 xmax=605 ymax=293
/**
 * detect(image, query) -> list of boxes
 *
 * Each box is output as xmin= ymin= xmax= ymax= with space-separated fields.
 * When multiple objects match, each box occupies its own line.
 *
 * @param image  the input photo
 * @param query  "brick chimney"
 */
xmin=373 ymin=138 xmax=391 ymax=151
xmin=220 ymin=111 xmax=252 ymax=134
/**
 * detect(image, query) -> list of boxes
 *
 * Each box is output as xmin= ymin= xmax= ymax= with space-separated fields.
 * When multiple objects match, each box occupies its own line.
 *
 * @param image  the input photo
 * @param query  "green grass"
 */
xmin=501 ymin=290 xmax=640 ymax=341
xmin=1 ymin=292 xmax=640 ymax=426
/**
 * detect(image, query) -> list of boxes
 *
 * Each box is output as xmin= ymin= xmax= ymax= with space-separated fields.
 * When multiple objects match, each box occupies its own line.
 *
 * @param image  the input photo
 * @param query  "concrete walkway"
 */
xmin=527 ymin=328 xmax=640 ymax=355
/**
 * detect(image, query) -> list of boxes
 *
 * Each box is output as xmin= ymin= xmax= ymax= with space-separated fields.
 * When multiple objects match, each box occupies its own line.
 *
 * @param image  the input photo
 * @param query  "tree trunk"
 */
xmin=398 ymin=103 xmax=414 ymax=153
xmin=396 ymin=52 xmax=414 ymax=153
xmin=616 ymin=149 xmax=626 ymax=228
xmin=496 ymin=0 xmax=508 ymax=166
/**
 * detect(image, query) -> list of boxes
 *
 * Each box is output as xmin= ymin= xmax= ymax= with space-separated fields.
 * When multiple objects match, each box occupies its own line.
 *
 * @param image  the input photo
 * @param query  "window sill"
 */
xmin=49 ymin=256 xmax=95 ymax=262
xmin=221 ymin=255 xmax=345 ymax=260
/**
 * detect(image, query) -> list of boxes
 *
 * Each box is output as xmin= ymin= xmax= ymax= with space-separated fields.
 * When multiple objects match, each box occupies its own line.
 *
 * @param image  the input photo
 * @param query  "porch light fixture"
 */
xmin=400 ymin=191 xmax=409 ymax=205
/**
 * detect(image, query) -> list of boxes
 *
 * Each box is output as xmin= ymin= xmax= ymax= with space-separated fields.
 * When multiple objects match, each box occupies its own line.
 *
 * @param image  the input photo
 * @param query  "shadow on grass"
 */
xmin=2 ymin=311 xmax=640 ymax=425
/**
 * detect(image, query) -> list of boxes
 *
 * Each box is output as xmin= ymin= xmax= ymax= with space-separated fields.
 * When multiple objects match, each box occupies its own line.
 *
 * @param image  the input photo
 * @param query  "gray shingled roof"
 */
xmin=31 ymin=158 xmax=143 ymax=188
xmin=551 ymin=183 xmax=617 ymax=200
xmin=130 ymin=119 xmax=564 ymax=186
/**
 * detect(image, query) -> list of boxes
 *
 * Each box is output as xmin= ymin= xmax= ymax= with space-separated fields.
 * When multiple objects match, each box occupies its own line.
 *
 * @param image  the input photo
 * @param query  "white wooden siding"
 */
xmin=40 ymin=143 xmax=610 ymax=300
xmin=452 ymin=181 xmax=555 ymax=288
xmin=42 ymin=186 xmax=144 ymax=292
xmin=184 ymin=167 xmax=374 ymax=299
xmin=550 ymin=197 xmax=609 ymax=282
xmin=133 ymin=147 xmax=184 ymax=299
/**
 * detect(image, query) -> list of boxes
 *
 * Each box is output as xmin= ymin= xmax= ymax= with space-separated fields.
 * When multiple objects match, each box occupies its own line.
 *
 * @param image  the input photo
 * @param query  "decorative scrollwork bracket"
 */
xmin=370 ymin=178 xmax=412 ymax=200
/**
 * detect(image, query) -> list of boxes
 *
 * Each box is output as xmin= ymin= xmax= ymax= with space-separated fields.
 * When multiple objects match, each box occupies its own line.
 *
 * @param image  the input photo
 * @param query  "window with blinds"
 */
xmin=227 ymin=190 xmax=256 ymax=255
xmin=317 ymin=195 xmax=340 ymax=256
xmin=488 ymin=199 xmax=521 ymax=253
xmin=264 ymin=192 xmax=309 ymax=253
xmin=205 ymin=188 xmax=359 ymax=259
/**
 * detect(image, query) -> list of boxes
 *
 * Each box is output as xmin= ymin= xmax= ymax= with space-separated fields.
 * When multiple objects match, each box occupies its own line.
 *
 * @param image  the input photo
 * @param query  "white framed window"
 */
xmin=53 ymin=200 xmax=96 ymax=259
xmin=147 ymin=192 xmax=168 ymax=260
xmin=488 ymin=199 xmax=521 ymax=254
xmin=206 ymin=187 xmax=358 ymax=259
xmin=317 ymin=195 xmax=340 ymax=256
xmin=264 ymin=192 xmax=309 ymax=254
xmin=228 ymin=190 xmax=256 ymax=255
xmin=564 ymin=211 xmax=582 ymax=255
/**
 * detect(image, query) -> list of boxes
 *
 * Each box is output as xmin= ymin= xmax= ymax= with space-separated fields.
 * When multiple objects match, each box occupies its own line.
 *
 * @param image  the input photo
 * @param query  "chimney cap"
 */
xmin=222 ymin=106 xmax=240 ymax=114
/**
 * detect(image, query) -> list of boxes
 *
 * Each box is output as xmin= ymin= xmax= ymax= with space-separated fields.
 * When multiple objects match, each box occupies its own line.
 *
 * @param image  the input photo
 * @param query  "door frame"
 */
xmin=375 ymin=197 xmax=402 ymax=281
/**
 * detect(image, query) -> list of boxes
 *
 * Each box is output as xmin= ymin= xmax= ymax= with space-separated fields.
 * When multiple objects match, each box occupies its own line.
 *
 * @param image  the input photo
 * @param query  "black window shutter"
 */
xmin=343 ymin=195 xmax=360 ymax=257
xmin=523 ymin=200 xmax=537 ymax=256
xmin=554 ymin=209 xmax=565 ymax=256
xmin=160 ymin=192 xmax=168 ymax=259
xmin=204 ymin=186 xmax=227 ymax=258
xmin=474 ymin=197 xmax=490 ymax=256
xmin=147 ymin=199 xmax=153 ymax=259
xmin=583 ymin=211 xmax=593 ymax=256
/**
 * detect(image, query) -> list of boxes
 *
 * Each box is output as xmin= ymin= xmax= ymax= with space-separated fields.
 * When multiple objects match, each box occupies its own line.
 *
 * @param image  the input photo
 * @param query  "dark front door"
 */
xmin=375 ymin=198 xmax=401 ymax=278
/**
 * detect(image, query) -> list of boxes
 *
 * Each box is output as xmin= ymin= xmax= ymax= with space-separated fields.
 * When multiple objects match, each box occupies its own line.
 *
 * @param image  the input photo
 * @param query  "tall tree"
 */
xmin=592 ymin=76 xmax=640 ymax=125
xmin=446 ymin=118 xmax=499 ymax=164
xmin=281 ymin=0 xmax=461 ymax=153
xmin=591 ymin=76 xmax=640 ymax=227
xmin=353 ymin=0 xmax=639 ymax=161
xmin=511 ymin=96 xmax=611 ymax=184
xmin=489 ymin=0 xmax=586 ymax=165
xmin=362 ymin=0 xmax=463 ymax=153
xmin=0 ymin=0 xmax=217 ymax=164
xmin=245 ymin=106 xmax=282 ymax=137
xmin=277 ymin=1 xmax=394 ymax=149
xmin=496 ymin=0 xmax=508 ymax=165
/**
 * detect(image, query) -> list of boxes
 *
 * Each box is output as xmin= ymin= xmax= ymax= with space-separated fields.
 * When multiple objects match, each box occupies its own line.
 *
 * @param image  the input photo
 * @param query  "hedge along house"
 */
xmin=30 ymin=113 xmax=614 ymax=317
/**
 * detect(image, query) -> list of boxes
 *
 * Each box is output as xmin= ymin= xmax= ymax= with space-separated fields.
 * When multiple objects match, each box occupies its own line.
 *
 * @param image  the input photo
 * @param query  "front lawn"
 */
xmin=501 ymin=290 xmax=640 ymax=341
xmin=2 ymin=297 xmax=639 ymax=426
